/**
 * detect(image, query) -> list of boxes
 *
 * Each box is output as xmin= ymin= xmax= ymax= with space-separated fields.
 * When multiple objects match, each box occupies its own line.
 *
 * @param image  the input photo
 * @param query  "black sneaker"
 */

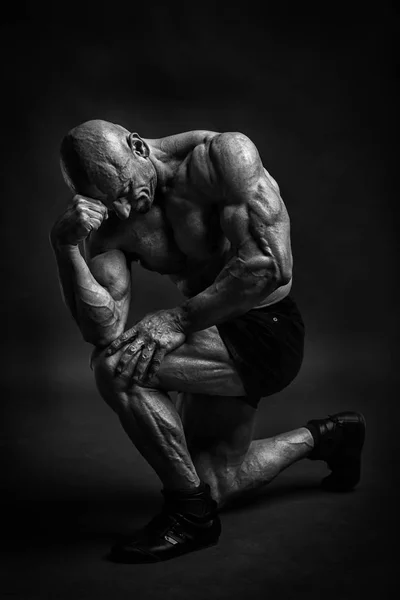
xmin=306 ymin=411 xmax=366 ymax=492
xmin=108 ymin=483 xmax=221 ymax=563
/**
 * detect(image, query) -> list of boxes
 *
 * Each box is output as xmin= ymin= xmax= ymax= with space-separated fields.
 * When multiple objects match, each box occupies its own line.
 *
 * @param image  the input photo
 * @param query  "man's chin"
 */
xmin=116 ymin=212 xmax=130 ymax=220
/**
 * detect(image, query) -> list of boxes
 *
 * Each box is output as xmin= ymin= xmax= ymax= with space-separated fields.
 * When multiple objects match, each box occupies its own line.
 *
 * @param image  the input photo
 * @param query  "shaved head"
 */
xmin=60 ymin=119 xmax=157 ymax=219
xmin=60 ymin=120 xmax=133 ymax=198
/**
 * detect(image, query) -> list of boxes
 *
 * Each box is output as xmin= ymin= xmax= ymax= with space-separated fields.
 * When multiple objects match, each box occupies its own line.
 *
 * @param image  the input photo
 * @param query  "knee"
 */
xmin=91 ymin=347 xmax=163 ymax=413
xmin=92 ymin=346 xmax=118 ymax=387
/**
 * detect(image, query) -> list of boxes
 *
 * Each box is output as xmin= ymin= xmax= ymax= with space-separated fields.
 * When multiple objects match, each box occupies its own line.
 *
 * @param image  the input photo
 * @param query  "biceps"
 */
xmin=88 ymin=250 xmax=131 ymax=303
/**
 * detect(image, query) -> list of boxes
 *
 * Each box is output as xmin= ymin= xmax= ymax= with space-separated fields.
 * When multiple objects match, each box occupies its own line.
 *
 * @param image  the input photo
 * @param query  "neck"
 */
xmin=144 ymin=138 xmax=183 ymax=193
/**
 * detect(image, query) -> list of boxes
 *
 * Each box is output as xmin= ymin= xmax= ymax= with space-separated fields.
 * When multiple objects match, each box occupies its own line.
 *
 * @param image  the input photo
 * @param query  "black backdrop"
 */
xmin=1 ymin=2 xmax=397 ymax=598
xmin=2 ymin=3 xmax=396 ymax=381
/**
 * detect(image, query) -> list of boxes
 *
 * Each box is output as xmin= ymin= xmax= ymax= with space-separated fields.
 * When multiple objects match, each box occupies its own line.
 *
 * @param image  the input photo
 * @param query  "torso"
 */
xmin=91 ymin=132 xmax=292 ymax=308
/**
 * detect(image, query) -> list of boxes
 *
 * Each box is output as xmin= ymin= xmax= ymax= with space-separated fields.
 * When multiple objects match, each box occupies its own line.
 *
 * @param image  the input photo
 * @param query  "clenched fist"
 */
xmin=50 ymin=195 xmax=109 ymax=247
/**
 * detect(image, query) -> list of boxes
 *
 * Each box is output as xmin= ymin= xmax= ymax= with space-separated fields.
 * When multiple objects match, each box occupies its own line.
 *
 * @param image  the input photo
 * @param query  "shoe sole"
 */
xmin=108 ymin=537 xmax=219 ymax=564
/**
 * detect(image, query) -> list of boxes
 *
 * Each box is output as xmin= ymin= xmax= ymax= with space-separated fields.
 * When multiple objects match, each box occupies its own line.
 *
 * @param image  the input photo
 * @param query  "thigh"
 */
xmin=149 ymin=326 xmax=246 ymax=396
xmin=91 ymin=326 xmax=246 ymax=397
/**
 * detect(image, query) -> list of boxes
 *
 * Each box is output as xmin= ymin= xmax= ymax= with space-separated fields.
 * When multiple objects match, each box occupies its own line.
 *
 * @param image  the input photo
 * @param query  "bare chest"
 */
xmin=164 ymin=186 xmax=227 ymax=260
xmin=109 ymin=194 xmax=227 ymax=279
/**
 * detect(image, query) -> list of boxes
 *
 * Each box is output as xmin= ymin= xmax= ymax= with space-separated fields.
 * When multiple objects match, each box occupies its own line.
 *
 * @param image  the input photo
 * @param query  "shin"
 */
xmin=93 ymin=350 xmax=200 ymax=492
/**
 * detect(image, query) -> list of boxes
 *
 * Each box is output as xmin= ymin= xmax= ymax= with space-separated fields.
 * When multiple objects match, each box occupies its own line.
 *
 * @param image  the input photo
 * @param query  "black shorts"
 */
xmin=216 ymin=295 xmax=305 ymax=408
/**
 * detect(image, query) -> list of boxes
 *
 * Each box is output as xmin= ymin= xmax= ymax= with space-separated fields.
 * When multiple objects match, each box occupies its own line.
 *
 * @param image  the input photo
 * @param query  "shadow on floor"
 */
xmin=2 ymin=475 xmax=325 ymax=546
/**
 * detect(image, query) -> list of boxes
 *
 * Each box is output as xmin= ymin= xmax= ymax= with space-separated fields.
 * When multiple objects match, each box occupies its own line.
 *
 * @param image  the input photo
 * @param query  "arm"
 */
xmin=177 ymin=132 xmax=293 ymax=332
xmin=106 ymin=133 xmax=292 ymax=385
xmin=50 ymin=195 xmax=131 ymax=348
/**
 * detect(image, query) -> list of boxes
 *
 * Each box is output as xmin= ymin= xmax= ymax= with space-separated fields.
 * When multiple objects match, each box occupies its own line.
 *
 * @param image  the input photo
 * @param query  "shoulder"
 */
xmin=209 ymin=132 xmax=260 ymax=160
xmin=159 ymin=130 xmax=219 ymax=156
xmin=208 ymin=132 xmax=264 ymax=193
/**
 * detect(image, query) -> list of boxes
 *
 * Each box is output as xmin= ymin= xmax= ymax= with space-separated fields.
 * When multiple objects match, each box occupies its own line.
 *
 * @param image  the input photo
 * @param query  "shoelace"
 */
xmin=328 ymin=414 xmax=345 ymax=427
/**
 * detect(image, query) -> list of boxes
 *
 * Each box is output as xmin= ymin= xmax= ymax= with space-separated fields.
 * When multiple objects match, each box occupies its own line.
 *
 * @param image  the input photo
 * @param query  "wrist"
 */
xmin=173 ymin=304 xmax=192 ymax=334
xmin=50 ymin=234 xmax=80 ymax=257
xmin=49 ymin=222 xmax=81 ymax=252
xmin=50 ymin=227 xmax=74 ymax=248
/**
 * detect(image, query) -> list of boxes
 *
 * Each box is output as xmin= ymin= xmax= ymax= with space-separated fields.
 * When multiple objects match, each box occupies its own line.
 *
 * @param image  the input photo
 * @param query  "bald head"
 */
xmin=60 ymin=119 xmax=133 ymax=197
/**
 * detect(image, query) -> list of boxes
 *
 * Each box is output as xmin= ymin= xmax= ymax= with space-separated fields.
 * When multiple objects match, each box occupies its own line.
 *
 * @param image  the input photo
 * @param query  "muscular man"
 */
xmin=50 ymin=120 xmax=366 ymax=563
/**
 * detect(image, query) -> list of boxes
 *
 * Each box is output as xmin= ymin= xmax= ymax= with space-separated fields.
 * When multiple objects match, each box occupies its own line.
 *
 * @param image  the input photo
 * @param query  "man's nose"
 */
xmin=112 ymin=198 xmax=131 ymax=220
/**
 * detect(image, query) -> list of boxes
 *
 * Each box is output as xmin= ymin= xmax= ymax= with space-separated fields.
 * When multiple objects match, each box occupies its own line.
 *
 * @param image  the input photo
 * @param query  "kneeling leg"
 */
xmin=179 ymin=392 xmax=314 ymax=508
xmin=93 ymin=349 xmax=200 ymax=492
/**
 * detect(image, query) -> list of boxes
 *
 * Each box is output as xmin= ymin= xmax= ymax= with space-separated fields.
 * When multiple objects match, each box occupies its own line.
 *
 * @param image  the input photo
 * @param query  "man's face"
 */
xmin=85 ymin=127 xmax=156 ymax=220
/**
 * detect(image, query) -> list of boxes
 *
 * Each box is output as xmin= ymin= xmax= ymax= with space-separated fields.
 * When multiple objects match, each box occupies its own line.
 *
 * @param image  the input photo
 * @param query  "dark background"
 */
xmin=1 ymin=2 xmax=397 ymax=599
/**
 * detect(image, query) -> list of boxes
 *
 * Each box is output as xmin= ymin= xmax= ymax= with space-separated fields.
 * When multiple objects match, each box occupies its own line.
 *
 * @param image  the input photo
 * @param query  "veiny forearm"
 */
xmin=51 ymin=242 xmax=124 ymax=346
xmin=178 ymin=254 xmax=281 ymax=333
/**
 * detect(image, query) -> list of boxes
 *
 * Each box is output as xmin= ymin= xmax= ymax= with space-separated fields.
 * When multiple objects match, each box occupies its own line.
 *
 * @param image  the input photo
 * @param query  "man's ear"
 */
xmin=128 ymin=132 xmax=150 ymax=158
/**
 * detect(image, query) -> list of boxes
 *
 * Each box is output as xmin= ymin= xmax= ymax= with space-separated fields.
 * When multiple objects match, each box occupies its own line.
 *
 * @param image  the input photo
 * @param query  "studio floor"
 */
xmin=1 ymin=342 xmax=396 ymax=600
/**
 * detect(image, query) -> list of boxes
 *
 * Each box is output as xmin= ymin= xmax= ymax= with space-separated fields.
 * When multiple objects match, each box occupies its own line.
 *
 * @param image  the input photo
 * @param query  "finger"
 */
xmin=82 ymin=208 xmax=108 ymax=224
xmin=80 ymin=214 xmax=103 ymax=234
xmin=73 ymin=196 xmax=109 ymax=218
xmin=118 ymin=343 xmax=152 ymax=383
xmin=132 ymin=344 xmax=158 ymax=384
xmin=76 ymin=203 xmax=108 ymax=220
xmin=107 ymin=330 xmax=138 ymax=356
xmin=82 ymin=205 xmax=106 ymax=216
xmin=73 ymin=194 xmax=108 ymax=208
xmin=137 ymin=346 xmax=166 ymax=385
xmin=116 ymin=340 xmax=144 ymax=375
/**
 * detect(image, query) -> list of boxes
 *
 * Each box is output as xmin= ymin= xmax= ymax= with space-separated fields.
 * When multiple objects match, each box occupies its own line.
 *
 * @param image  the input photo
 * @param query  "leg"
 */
xmin=178 ymin=396 xmax=366 ymax=508
xmin=92 ymin=325 xmax=365 ymax=562
xmin=221 ymin=427 xmax=314 ymax=506
xmin=92 ymin=326 xmax=246 ymax=493
xmin=92 ymin=326 xmax=247 ymax=562
xmin=93 ymin=372 xmax=199 ymax=492
xmin=177 ymin=392 xmax=314 ymax=508
xmin=94 ymin=323 xmax=314 ymax=504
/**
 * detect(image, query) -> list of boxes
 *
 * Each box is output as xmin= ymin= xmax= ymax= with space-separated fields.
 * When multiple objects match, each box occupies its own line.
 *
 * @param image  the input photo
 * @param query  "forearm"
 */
xmin=177 ymin=255 xmax=281 ymax=333
xmin=51 ymin=241 xmax=125 ymax=347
